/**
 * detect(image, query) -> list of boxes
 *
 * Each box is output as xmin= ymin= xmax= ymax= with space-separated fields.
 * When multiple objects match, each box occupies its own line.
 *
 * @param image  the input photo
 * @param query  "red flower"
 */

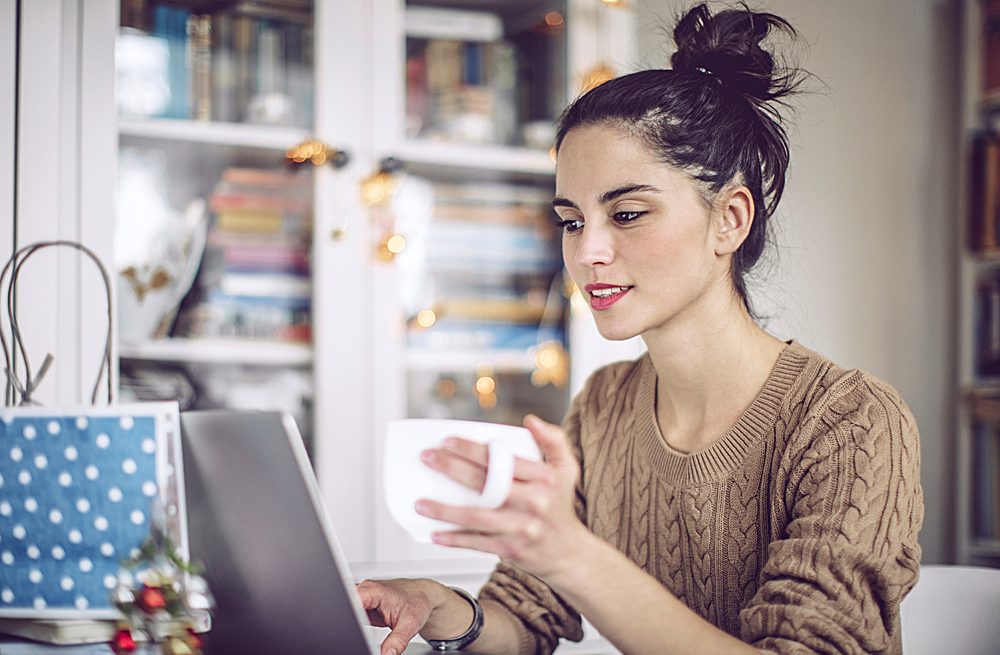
xmin=111 ymin=628 xmax=136 ymax=653
xmin=138 ymin=584 xmax=166 ymax=612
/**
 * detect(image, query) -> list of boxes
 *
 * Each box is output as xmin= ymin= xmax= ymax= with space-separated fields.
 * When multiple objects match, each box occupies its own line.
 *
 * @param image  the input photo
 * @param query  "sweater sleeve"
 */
xmin=476 ymin=370 xmax=600 ymax=655
xmin=740 ymin=375 xmax=924 ymax=655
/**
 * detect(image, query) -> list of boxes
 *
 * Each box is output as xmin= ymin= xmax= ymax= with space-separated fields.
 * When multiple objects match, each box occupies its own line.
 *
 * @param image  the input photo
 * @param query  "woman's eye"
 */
xmin=555 ymin=218 xmax=585 ymax=234
xmin=613 ymin=210 xmax=645 ymax=224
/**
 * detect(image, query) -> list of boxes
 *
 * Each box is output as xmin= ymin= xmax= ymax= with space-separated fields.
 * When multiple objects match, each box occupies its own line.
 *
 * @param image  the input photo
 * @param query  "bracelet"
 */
xmin=425 ymin=586 xmax=484 ymax=651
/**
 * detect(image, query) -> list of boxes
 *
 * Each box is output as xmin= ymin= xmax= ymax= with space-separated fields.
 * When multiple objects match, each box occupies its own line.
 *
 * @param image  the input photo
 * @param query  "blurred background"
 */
xmin=0 ymin=3 xmax=982 ymax=632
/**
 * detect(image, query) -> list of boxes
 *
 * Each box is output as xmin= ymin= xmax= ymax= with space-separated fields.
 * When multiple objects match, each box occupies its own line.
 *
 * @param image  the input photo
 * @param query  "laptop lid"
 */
xmin=179 ymin=410 xmax=380 ymax=655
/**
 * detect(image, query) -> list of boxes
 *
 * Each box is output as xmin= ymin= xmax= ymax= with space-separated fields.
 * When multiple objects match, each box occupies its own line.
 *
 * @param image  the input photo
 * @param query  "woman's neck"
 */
xmin=642 ymin=299 xmax=786 ymax=454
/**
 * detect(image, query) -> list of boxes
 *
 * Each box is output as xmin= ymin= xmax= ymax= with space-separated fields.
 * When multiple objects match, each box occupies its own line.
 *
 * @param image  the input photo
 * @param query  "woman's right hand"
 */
xmin=355 ymin=578 xmax=444 ymax=655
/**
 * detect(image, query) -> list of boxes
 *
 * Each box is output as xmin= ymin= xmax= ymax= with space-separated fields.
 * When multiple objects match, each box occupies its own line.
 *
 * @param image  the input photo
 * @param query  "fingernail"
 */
xmin=420 ymin=450 xmax=435 ymax=463
xmin=386 ymin=649 xmax=397 ymax=655
xmin=443 ymin=437 xmax=459 ymax=449
xmin=415 ymin=500 xmax=429 ymax=514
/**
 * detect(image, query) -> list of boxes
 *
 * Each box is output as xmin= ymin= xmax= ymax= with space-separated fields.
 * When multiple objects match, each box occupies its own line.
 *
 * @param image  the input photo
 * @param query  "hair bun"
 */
xmin=671 ymin=3 xmax=800 ymax=104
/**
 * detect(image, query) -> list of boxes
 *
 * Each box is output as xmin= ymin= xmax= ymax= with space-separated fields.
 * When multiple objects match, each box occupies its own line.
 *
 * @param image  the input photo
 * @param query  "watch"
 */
xmin=425 ymin=587 xmax=484 ymax=651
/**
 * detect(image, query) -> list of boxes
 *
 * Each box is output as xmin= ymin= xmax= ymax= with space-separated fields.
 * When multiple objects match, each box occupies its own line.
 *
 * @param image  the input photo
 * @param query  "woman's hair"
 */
xmin=555 ymin=2 xmax=807 ymax=318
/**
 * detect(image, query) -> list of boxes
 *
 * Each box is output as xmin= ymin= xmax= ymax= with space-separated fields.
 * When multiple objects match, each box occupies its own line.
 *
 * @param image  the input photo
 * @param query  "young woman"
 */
xmin=357 ymin=4 xmax=923 ymax=654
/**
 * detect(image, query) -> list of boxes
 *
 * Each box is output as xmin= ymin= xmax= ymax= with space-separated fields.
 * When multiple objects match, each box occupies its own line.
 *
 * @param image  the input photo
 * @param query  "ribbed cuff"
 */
xmin=480 ymin=598 xmax=540 ymax=655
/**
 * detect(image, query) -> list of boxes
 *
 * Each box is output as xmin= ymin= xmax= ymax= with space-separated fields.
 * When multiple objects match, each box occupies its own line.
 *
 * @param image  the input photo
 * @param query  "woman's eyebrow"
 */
xmin=552 ymin=183 xmax=661 ymax=210
xmin=599 ymin=184 xmax=660 ymax=203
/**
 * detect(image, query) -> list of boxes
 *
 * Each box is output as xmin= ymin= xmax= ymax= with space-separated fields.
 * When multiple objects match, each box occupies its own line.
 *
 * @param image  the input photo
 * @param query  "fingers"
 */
xmin=356 ymin=579 xmax=383 ymax=611
xmin=381 ymin=614 xmax=422 ymax=655
xmin=421 ymin=443 xmax=487 ymax=492
xmin=422 ymin=437 xmax=553 ymax=490
xmin=417 ymin=500 xmax=522 ymax=534
xmin=355 ymin=580 xmax=424 ymax=655
xmin=524 ymin=414 xmax=576 ymax=468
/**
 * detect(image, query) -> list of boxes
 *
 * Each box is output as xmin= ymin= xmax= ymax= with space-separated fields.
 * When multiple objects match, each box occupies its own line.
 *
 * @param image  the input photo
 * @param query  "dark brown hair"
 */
xmin=555 ymin=2 xmax=807 ymax=318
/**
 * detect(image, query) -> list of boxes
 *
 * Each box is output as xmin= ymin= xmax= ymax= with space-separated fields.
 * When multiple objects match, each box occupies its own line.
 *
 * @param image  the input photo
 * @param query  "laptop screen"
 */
xmin=180 ymin=410 xmax=377 ymax=655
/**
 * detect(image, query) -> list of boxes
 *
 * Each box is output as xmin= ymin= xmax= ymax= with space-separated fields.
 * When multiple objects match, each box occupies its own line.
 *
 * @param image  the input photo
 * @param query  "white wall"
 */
xmin=631 ymin=0 xmax=959 ymax=563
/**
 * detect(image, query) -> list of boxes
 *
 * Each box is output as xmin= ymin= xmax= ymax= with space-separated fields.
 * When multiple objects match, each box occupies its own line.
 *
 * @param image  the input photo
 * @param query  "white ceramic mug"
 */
xmin=384 ymin=419 xmax=542 ymax=543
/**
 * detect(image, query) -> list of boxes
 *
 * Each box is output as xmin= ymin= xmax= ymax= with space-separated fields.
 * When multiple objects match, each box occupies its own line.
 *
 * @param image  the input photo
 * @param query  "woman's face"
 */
xmin=554 ymin=123 xmax=728 ymax=341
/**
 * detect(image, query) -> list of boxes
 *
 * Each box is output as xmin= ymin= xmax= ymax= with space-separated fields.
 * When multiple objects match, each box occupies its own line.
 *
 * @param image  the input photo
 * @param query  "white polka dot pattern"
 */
xmin=0 ymin=412 xmax=165 ymax=612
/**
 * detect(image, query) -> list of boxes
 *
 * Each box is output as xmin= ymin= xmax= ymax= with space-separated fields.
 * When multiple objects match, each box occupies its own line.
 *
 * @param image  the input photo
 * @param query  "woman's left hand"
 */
xmin=415 ymin=414 xmax=592 ymax=580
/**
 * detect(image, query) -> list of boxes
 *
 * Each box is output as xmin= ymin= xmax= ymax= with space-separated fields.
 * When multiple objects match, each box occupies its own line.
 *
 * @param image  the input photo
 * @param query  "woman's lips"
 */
xmin=585 ymin=284 xmax=633 ymax=311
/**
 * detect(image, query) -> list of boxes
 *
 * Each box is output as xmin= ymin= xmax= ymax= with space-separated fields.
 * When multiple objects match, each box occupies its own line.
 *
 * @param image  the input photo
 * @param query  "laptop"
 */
xmin=180 ymin=410 xmax=436 ymax=655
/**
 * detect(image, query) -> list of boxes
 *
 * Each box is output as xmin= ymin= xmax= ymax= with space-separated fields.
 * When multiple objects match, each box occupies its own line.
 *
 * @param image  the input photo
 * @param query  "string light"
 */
xmin=475 ymin=375 xmax=496 ymax=395
xmin=416 ymin=309 xmax=437 ymax=328
xmin=580 ymin=62 xmax=616 ymax=94
xmin=386 ymin=234 xmax=406 ymax=254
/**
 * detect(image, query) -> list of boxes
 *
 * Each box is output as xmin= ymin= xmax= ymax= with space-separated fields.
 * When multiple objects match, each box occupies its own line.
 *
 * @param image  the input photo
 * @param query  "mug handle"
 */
xmin=478 ymin=440 xmax=517 ymax=508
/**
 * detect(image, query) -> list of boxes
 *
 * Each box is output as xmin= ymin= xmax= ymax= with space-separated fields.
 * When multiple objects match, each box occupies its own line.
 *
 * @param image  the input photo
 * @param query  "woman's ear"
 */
xmin=714 ymin=185 xmax=755 ymax=256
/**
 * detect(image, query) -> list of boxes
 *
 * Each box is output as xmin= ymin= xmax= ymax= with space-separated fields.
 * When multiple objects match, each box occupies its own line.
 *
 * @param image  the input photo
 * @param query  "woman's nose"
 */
xmin=573 ymin=221 xmax=615 ymax=268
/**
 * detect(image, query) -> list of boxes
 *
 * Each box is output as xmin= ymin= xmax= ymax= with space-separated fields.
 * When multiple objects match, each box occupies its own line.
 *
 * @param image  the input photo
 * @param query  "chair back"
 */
xmin=900 ymin=564 xmax=1000 ymax=655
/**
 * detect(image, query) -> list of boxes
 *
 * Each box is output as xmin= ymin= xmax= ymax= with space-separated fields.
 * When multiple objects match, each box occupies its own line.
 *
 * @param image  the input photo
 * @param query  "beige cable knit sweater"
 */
xmin=478 ymin=341 xmax=923 ymax=655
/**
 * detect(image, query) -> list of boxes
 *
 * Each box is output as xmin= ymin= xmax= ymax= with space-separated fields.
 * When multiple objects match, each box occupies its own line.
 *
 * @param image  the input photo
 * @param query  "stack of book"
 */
xmin=118 ymin=0 xmax=313 ymax=126
xmin=969 ymin=131 xmax=1000 ymax=254
xmin=173 ymin=166 xmax=313 ymax=343
xmin=984 ymin=0 xmax=1000 ymax=104
xmin=970 ymin=391 xmax=1000 ymax=542
xmin=976 ymin=269 xmax=1000 ymax=376
xmin=406 ymin=181 xmax=565 ymax=352
xmin=405 ymin=6 xmax=518 ymax=145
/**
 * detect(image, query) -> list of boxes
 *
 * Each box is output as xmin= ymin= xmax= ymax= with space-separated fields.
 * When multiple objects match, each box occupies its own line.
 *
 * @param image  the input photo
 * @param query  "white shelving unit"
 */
xmin=958 ymin=0 xmax=1000 ymax=566
xmin=119 ymin=117 xmax=309 ymax=150
xmin=120 ymin=338 xmax=313 ymax=366
xmin=396 ymin=138 xmax=555 ymax=175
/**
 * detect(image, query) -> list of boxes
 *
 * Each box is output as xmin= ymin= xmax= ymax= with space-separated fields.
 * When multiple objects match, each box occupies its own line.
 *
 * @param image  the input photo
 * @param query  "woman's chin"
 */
xmin=593 ymin=320 xmax=641 ymax=342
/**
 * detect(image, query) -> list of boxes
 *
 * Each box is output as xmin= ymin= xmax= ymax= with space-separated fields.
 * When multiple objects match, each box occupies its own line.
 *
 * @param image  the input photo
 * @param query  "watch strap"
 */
xmin=425 ymin=586 xmax=484 ymax=651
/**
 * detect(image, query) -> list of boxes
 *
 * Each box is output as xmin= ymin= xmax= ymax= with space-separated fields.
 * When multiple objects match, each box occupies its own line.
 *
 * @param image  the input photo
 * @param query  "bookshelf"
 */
xmin=960 ymin=0 xmax=1000 ymax=566
xmin=108 ymin=3 xmax=634 ymax=638
xmin=118 ymin=338 xmax=313 ymax=366
xmin=114 ymin=1 xmax=319 ymax=468
xmin=13 ymin=1 xmax=632 ymax=650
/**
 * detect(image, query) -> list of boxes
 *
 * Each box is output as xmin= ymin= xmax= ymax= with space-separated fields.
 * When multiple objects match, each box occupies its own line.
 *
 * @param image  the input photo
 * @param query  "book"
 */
xmin=0 ymin=612 xmax=209 ymax=646
xmin=985 ymin=0 xmax=1000 ymax=97
xmin=969 ymin=132 xmax=1000 ymax=253
xmin=405 ymin=6 xmax=503 ymax=43
xmin=975 ymin=271 xmax=1000 ymax=376
xmin=152 ymin=4 xmax=191 ymax=119
xmin=186 ymin=14 xmax=212 ymax=121
xmin=221 ymin=244 xmax=311 ymax=274
xmin=433 ymin=297 xmax=547 ymax=324
xmin=220 ymin=167 xmax=311 ymax=188
xmin=215 ymin=210 xmax=311 ymax=235
xmin=0 ymin=619 xmax=115 ymax=645
xmin=218 ymin=272 xmax=311 ymax=299
xmin=174 ymin=298 xmax=311 ymax=343
xmin=210 ymin=12 xmax=239 ymax=122
xmin=433 ymin=203 xmax=551 ymax=226
xmin=210 ymin=192 xmax=311 ymax=216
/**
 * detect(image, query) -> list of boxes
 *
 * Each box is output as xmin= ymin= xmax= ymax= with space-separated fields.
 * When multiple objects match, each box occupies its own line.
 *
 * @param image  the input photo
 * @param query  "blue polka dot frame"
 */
xmin=0 ymin=402 xmax=184 ymax=618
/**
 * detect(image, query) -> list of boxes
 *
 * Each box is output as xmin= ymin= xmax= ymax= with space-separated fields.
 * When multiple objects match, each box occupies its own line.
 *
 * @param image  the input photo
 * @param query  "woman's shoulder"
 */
xmin=564 ymin=353 xmax=652 ymax=426
xmin=577 ymin=353 xmax=652 ymax=401
xmin=786 ymin=341 xmax=918 ymax=445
